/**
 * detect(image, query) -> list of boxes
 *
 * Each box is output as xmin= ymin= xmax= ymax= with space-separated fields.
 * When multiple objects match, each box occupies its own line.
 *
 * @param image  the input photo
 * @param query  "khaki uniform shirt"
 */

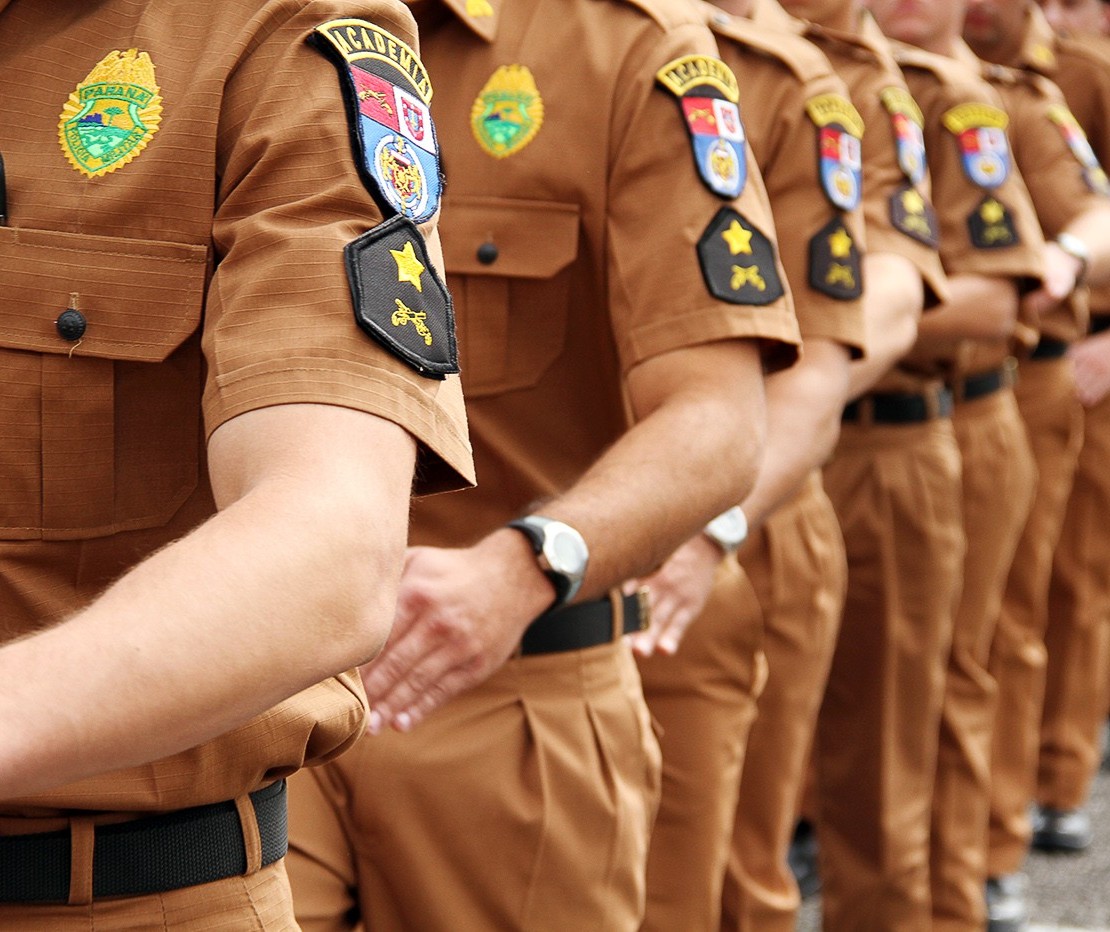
xmin=0 ymin=0 xmax=473 ymax=817
xmin=756 ymin=3 xmax=949 ymax=394
xmin=409 ymin=0 xmax=800 ymax=548
xmin=892 ymin=43 xmax=1045 ymax=376
xmin=1017 ymin=18 xmax=1110 ymax=316
xmin=707 ymin=3 xmax=867 ymax=356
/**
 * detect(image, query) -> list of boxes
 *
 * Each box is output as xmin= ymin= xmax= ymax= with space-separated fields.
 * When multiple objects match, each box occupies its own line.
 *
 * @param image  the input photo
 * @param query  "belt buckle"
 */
xmin=635 ymin=587 xmax=651 ymax=633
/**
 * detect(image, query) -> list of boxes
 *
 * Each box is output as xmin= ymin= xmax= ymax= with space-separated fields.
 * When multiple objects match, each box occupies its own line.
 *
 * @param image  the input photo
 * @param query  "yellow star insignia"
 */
xmin=466 ymin=0 xmax=494 ymax=15
xmin=721 ymin=219 xmax=754 ymax=255
xmin=828 ymin=227 xmax=854 ymax=259
xmin=901 ymin=189 xmax=926 ymax=215
xmin=390 ymin=240 xmax=426 ymax=292
xmin=980 ymin=199 xmax=1005 ymax=224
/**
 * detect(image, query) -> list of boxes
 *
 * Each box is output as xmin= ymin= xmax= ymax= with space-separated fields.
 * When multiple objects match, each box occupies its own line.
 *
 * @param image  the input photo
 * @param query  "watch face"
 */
xmin=547 ymin=524 xmax=589 ymax=575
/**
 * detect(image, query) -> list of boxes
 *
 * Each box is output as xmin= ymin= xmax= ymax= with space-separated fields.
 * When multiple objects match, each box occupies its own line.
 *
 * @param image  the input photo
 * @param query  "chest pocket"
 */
xmin=0 ymin=226 xmax=208 ymax=540
xmin=439 ymin=196 xmax=580 ymax=397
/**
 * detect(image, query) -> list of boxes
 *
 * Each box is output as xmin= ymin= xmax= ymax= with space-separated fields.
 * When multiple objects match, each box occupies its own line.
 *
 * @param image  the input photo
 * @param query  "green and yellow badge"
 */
xmin=471 ymin=64 xmax=544 ymax=158
xmin=59 ymin=49 xmax=162 ymax=178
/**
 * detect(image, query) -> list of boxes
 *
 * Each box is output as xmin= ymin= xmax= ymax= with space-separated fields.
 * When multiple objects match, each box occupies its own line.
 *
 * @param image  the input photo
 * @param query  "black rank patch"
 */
xmin=890 ymin=183 xmax=939 ymax=248
xmin=697 ymin=208 xmax=784 ymax=306
xmin=808 ymin=216 xmax=862 ymax=300
xmin=345 ymin=215 xmax=459 ymax=378
xmin=968 ymin=195 xmax=1019 ymax=250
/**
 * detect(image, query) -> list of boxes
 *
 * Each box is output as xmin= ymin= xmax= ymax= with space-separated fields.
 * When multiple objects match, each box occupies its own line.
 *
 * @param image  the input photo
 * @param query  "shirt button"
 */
xmin=477 ymin=242 xmax=499 ymax=265
xmin=56 ymin=309 xmax=87 ymax=341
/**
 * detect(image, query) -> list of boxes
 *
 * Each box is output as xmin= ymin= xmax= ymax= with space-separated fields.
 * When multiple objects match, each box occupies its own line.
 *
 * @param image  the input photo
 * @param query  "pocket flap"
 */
xmin=439 ymin=196 xmax=580 ymax=278
xmin=0 ymin=226 xmax=208 ymax=362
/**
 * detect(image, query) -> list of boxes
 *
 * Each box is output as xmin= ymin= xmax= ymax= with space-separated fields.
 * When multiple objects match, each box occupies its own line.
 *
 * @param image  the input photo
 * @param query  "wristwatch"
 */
xmin=702 ymin=505 xmax=749 ymax=556
xmin=1055 ymin=232 xmax=1091 ymax=288
xmin=507 ymin=515 xmax=589 ymax=608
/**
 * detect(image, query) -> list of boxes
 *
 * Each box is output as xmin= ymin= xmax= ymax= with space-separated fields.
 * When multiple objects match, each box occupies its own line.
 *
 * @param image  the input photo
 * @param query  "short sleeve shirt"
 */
xmin=409 ymin=0 xmax=801 ymax=547
xmin=708 ymin=4 xmax=867 ymax=356
xmin=0 ymin=0 xmax=473 ymax=816
xmin=893 ymin=43 xmax=1045 ymax=374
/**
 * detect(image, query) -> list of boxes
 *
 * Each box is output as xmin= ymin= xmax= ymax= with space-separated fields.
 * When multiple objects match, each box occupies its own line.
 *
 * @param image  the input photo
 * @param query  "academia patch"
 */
xmin=968 ymin=196 xmax=1018 ymax=250
xmin=471 ymin=64 xmax=545 ymax=158
xmin=697 ymin=208 xmax=783 ymax=306
xmin=809 ymin=216 xmax=862 ymax=300
xmin=58 ymin=49 xmax=162 ymax=178
xmin=806 ymin=94 xmax=864 ymax=212
xmin=943 ymin=103 xmax=1011 ymax=190
xmin=310 ymin=20 xmax=442 ymax=223
xmin=656 ymin=56 xmax=747 ymax=199
xmin=1046 ymin=104 xmax=1110 ymax=196
xmin=880 ymin=86 xmax=926 ymax=186
xmin=345 ymin=216 xmax=459 ymax=377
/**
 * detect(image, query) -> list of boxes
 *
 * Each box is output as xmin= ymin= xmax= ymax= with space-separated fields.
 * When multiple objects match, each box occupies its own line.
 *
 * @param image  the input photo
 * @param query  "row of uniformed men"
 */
xmin=278 ymin=0 xmax=1110 ymax=931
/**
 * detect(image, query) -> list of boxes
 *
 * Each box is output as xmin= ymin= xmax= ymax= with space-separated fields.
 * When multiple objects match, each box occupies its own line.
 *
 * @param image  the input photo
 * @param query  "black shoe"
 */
xmin=787 ymin=819 xmax=821 ymax=899
xmin=1031 ymin=804 xmax=1092 ymax=852
xmin=985 ymin=873 xmax=1029 ymax=932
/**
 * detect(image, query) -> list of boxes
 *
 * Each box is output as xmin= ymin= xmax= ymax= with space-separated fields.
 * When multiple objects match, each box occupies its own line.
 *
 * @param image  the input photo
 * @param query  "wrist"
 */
xmin=1055 ymin=232 xmax=1090 ymax=289
xmin=504 ymin=515 xmax=589 ymax=609
xmin=701 ymin=505 xmax=748 ymax=557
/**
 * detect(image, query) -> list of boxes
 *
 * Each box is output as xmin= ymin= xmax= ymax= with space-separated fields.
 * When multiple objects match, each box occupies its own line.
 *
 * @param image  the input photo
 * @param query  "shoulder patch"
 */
xmin=309 ymin=20 xmax=442 ymax=224
xmin=806 ymin=94 xmax=864 ymax=211
xmin=345 ymin=216 xmax=459 ymax=378
xmin=880 ymin=86 xmax=927 ymax=186
xmin=968 ymin=196 xmax=1019 ymax=250
xmin=890 ymin=183 xmax=939 ymax=248
xmin=1046 ymin=104 xmax=1110 ymax=197
xmin=943 ymin=103 xmax=1011 ymax=189
xmin=471 ymin=64 xmax=544 ymax=158
xmin=697 ymin=208 xmax=784 ymax=306
xmin=808 ymin=216 xmax=862 ymax=300
xmin=58 ymin=49 xmax=162 ymax=178
xmin=656 ymin=56 xmax=747 ymax=199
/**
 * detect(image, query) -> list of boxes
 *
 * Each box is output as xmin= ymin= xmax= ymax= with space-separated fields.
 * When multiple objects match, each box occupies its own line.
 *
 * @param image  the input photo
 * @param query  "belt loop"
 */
xmin=234 ymin=794 xmax=263 ymax=876
xmin=608 ymin=588 xmax=624 ymax=642
xmin=67 ymin=817 xmax=95 ymax=906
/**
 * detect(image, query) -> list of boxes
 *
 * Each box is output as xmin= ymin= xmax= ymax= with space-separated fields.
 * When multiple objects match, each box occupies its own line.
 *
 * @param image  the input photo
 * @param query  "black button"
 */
xmin=56 ymin=309 xmax=87 ymax=341
xmin=477 ymin=242 xmax=498 ymax=265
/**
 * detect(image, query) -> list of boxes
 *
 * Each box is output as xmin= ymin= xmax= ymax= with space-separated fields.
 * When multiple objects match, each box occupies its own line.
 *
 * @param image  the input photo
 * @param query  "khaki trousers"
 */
xmin=286 ymin=641 xmax=660 ymax=932
xmin=930 ymin=388 xmax=1036 ymax=931
xmin=638 ymin=558 xmax=765 ymax=932
xmin=988 ymin=357 xmax=1084 ymax=875
xmin=1040 ymin=388 xmax=1110 ymax=809
xmin=0 ymin=857 xmax=297 ymax=930
xmin=817 ymin=417 xmax=964 ymax=932
xmin=719 ymin=473 xmax=847 ymax=932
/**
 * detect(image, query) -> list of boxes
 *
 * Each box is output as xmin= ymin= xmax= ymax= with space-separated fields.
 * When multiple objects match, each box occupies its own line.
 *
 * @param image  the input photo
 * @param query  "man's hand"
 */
xmin=360 ymin=529 xmax=554 ymax=734
xmin=624 ymin=534 xmax=723 ymax=657
xmin=1069 ymin=331 xmax=1110 ymax=408
xmin=1023 ymin=241 xmax=1084 ymax=321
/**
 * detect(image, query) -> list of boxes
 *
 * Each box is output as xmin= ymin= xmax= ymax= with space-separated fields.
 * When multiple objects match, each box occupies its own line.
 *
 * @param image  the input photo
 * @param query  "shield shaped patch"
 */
xmin=943 ymin=103 xmax=1011 ymax=190
xmin=806 ymin=94 xmax=864 ymax=212
xmin=310 ymin=20 xmax=443 ymax=224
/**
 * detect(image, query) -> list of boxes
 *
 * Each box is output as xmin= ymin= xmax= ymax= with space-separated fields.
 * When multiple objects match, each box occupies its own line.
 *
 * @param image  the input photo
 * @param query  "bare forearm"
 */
xmin=914 ymin=274 xmax=1019 ymax=349
xmin=741 ymin=340 xmax=850 ymax=528
xmin=0 ymin=405 xmax=415 ymax=799
xmin=542 ymin=340 xmax=766 ymax=597
xmin=847 ymin=253 xmax=923 ymax=399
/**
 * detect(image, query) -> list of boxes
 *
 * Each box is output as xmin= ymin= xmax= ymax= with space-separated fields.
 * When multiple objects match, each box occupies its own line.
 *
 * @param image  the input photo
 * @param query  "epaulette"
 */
xmin=707 ymin=9 xmax=839 ymax=88
xmin=890 ymin=41 xmax=982 ymax=90
xmin=604 ymin=0 xmax=705 ymax=32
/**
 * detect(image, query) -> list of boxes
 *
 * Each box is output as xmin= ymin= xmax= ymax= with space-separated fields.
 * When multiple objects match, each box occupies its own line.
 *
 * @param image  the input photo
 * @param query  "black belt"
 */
xmin=1091 ymin=315 xmax=1110 ymax=335
xmin=950 ymin=367 xmax=1011 ymax=404
xmin=0 ymin=780 xmax=287 ymax=904
xmin=842 ymin=388 xmax=953 ymax=424
xmin=1030 ymin=337 xmax=1070 ymax=360
xmin=520 ymin=592 xmax=646 ymax=656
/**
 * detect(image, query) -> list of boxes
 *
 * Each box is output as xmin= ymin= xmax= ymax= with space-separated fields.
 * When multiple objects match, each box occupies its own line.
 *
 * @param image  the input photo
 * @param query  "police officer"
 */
xmin=0 ymin=0 xmax=475 ymax=926
xmin=632 ymin=1 xmax=867 ymax=925
xmin=283 ymin=0 xmax=801 ymax=928
xmin=964 ymin=3 xmax=1110 ymax=920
